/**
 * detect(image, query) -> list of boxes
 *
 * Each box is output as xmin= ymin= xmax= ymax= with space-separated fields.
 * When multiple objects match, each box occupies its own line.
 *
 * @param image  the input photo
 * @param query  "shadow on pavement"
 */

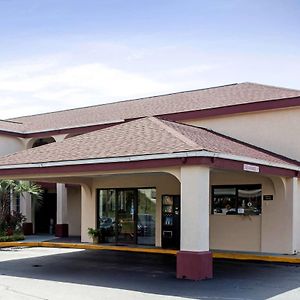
xmin=1 ymin=248 xmax=300 ymax=299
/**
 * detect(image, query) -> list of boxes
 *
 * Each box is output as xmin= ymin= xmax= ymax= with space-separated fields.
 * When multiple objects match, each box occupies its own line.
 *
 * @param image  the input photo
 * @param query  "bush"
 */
xmin=0 ymin=180 xmax=42 ymax=237
xmin=0 ymin=234 xmax=25 ymax=242
xmin=0 ymin=210 xmax=26 ymax=236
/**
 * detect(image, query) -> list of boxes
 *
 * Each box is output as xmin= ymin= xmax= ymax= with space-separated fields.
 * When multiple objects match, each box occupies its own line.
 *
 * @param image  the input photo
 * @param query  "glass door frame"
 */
xmin=115 ymin=188 xmax=138 ymax=245
xmin=96 ymin=187 xmax=156 ymax=245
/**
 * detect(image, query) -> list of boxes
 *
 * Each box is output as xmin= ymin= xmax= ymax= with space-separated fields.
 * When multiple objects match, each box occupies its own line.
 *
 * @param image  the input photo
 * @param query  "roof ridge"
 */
xmin=8 ymin=83 xmax=239 ymax=121
xmin=148 ymin=117 xmax=200 ymax=148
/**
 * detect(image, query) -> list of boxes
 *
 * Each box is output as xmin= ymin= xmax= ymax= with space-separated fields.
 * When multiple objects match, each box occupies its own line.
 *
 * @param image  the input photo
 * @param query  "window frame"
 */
xmin=211 ymin=184 xmax=262 ymax=216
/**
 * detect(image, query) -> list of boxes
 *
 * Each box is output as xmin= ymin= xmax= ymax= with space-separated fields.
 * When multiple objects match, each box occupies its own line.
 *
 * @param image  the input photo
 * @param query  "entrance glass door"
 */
xmin=98 ymin=188 xmax=156 ymax=245
xmin=116 ymin=190 xmax=137 ymax=244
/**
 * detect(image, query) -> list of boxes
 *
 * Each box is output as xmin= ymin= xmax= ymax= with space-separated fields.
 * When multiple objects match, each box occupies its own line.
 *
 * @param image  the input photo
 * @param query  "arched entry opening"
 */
xmin=93 ymin=171 xmax=181 ymax=248
xmin=34 ymin=183 xmax=57 ymax=234
xmin=32 ymin=137 xmax=55 ymax=148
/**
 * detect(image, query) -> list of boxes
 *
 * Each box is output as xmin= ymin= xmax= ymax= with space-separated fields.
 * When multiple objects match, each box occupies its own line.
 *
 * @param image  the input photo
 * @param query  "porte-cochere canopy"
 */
xmin=0 ymin=116 xmax=298 ymax=178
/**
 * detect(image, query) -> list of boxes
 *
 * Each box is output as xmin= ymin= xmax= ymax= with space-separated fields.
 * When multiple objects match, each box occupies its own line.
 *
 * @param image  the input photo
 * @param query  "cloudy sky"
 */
xmin=0 ymin=0 xmax=299 ymax=119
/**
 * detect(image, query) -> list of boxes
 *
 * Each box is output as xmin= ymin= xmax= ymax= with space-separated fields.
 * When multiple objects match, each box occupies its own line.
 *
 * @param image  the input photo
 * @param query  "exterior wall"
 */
xmin=210 ymin=170 xmax=294 ymax=254
xmin=67 ymin=187 xmax=81 ymax=236
xmin=0 ymin=135 xmax=24 ymax=156
xmin=261 ymin=176 xmax=293 ymax=254
xmin=210 ymin=215 xmax=261 ymax=251
xmin=184 ymin=107 xmax=300 ymax=161
xmin=81 ymin=172 xmax=180 ymax=244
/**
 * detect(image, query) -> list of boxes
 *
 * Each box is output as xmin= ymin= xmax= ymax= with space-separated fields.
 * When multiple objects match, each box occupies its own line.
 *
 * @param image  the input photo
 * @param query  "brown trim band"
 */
xmin=0 ymin=130 xmax=25 ymax=138
xmin=24 ymin=122 xmax=123 ymax=138
xmin=0 ymin=157 xmax=298 ymax=178
xmin=159 ymin=96 xmax=300 ymax=122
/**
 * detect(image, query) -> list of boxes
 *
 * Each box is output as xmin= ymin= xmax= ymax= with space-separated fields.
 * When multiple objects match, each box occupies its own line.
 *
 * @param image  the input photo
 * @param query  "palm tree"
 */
xmin=0 ymin=180 xmax=42 ymax=235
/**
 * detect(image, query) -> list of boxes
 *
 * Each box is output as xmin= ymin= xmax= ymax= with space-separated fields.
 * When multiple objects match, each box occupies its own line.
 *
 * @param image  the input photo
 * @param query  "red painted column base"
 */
xmin=55 ymin=224 xmax=69 ymax=237
xmin=22 ymin=222 xmax=33 ymax=235
xmin=177 ymin=251 xmax=213 ymax=280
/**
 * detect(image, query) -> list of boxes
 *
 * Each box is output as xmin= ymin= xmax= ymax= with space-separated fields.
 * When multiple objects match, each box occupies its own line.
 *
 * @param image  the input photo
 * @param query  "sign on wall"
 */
xmin=243 ymin=164 xmax=260 ymax=173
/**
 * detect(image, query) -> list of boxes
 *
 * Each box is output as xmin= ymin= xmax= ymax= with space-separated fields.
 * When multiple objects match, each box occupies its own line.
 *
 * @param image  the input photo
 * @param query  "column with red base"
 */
xmin=177 ymin=165 xmax=212 ymax=281
xmin=56 ymin=183 xmax=69 ymax=237
xmin=20 ymin=191 xmax=33 ymax=235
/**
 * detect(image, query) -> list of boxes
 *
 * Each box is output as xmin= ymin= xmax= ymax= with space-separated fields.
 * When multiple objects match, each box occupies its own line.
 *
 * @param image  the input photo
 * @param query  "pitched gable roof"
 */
xmin=0 ymin=117 xmax=296 ymax=170
xmin=3 ymin=82 xmax=300 ymax=134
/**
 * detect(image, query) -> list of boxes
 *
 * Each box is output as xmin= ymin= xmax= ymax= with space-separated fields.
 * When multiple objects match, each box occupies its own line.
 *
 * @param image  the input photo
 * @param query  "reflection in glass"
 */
xmin=98 ymin=189 xmax=116 ymax=243
xmin=137 ymin=189 xmax=156 ymax=245
xmin=212 ymin=188 xmax=237 ymax=215
xmin=237 ymin=188 xmax=262 ymax=215
xmin=212 ymin=185 xmax=262 ymax=215
xmin=98 ymin=188 xmax=156 ymax=245
xmin=117 ymin=190 xmax=136 ymax=243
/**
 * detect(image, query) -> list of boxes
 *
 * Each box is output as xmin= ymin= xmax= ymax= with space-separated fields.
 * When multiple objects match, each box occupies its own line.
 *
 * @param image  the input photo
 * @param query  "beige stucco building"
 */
xmin=0 ymin=82 xmax=299 ymax=280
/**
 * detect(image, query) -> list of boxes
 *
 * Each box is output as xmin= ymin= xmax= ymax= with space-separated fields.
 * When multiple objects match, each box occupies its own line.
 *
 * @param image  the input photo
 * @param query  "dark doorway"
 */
xmin=35 ymin=191 xmax=57 ymax=234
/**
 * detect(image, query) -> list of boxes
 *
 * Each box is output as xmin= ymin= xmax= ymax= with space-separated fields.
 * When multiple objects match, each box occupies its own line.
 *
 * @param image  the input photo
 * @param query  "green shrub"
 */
xmin=0 ymin=234 xmax=25 ymax=242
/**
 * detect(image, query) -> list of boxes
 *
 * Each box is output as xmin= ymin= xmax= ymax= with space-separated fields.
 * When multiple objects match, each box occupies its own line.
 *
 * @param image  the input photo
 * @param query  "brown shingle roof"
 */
xmin=4 ymin=82 xmax=300 ymax=133
xmin=0 ymin=117 xmax=295 ymax=168
xmin=0 ymin=119 xmax=23 ymax=132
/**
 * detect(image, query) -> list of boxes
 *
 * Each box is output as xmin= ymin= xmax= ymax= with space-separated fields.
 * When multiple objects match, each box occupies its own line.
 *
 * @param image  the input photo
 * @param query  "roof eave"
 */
xmin=0 ymin=151 xmax=298 ymax=177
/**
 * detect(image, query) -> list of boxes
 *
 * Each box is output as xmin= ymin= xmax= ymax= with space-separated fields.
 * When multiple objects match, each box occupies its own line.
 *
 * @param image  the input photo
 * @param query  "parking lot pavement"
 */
xmin=1 ymin=247 xmax=300 ymax=300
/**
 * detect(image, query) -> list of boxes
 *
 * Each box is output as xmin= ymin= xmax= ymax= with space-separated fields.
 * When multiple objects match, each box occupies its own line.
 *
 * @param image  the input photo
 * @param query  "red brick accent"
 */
xmin=55 ymin=224 xmax=69 ymax=237
xmin=22 ymin=222 xmax=33 ymax=235
xmin=177 ymin=251 xmax=213 ymax=280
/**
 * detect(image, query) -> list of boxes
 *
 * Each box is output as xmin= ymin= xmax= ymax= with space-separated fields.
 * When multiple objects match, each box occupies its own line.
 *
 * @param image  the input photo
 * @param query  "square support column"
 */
xmin=177 ymin=165 xmax=212 ymax=280
xmin=81 ymin=184 xmax=96 ymax=243
xmin=288 ymin=177 xmax=300 ymax=253
xmin=20 ymin=192 xmax=33 ymax=235
xmin=10 ymin=189 xmax=15 ymax=214
xmin=56 ymin=183 xmax=69 ymax=237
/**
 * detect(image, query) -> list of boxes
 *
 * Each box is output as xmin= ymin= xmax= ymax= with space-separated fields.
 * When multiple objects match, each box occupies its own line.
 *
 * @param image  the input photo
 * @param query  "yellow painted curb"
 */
xmin=1 ymin=241 xmax=300 ymax=263
xmin=212 ymin=252 xmax=300 ymax=264
xmin=0 ymin=241 xmax=177 ymax=255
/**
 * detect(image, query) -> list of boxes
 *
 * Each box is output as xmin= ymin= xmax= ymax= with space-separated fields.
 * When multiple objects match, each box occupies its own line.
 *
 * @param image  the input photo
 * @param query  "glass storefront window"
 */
xmin=97 ymin=188 xmax=156 ymax=245
xmin=212 ymin=185 xmax=262 ymax=215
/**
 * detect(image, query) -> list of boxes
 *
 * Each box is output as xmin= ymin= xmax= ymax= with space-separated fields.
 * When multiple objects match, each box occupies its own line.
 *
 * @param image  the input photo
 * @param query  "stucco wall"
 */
xmin=67 ymin=187 xmax=81 ymax=236
xmin=184 ymin=107 xmax=300 ymax=161
xmin=81 ymin=172 xmax=180 ymax=247
xmin=78 ymin=168 xmax=294 ymax=254
xmin=0 ymin=135 xmax=24 ymax=156
xmin=261 ymin=176 xmax=294 ymax=254
xmin=210 ymin=171 xmax=293 ymax=254
xmin=210 ymin=215 xmax=261 ymax=251
xmin=93 ymin=173 xmax=180 ymax=247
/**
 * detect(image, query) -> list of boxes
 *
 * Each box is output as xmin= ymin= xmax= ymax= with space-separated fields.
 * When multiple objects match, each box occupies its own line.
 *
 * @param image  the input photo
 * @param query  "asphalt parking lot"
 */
xmin=0 ymin=247 xmax=300 ymax=300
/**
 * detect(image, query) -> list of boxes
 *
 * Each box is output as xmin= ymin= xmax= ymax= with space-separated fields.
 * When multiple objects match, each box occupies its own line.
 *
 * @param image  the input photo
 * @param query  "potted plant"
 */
xmin=88 ymin=227 xmax=101 ymax=244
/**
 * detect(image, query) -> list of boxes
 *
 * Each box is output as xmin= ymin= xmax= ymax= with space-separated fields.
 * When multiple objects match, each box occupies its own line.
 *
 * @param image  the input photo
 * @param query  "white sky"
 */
xmin=0 ymin=1 xmax=299 ymax=119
